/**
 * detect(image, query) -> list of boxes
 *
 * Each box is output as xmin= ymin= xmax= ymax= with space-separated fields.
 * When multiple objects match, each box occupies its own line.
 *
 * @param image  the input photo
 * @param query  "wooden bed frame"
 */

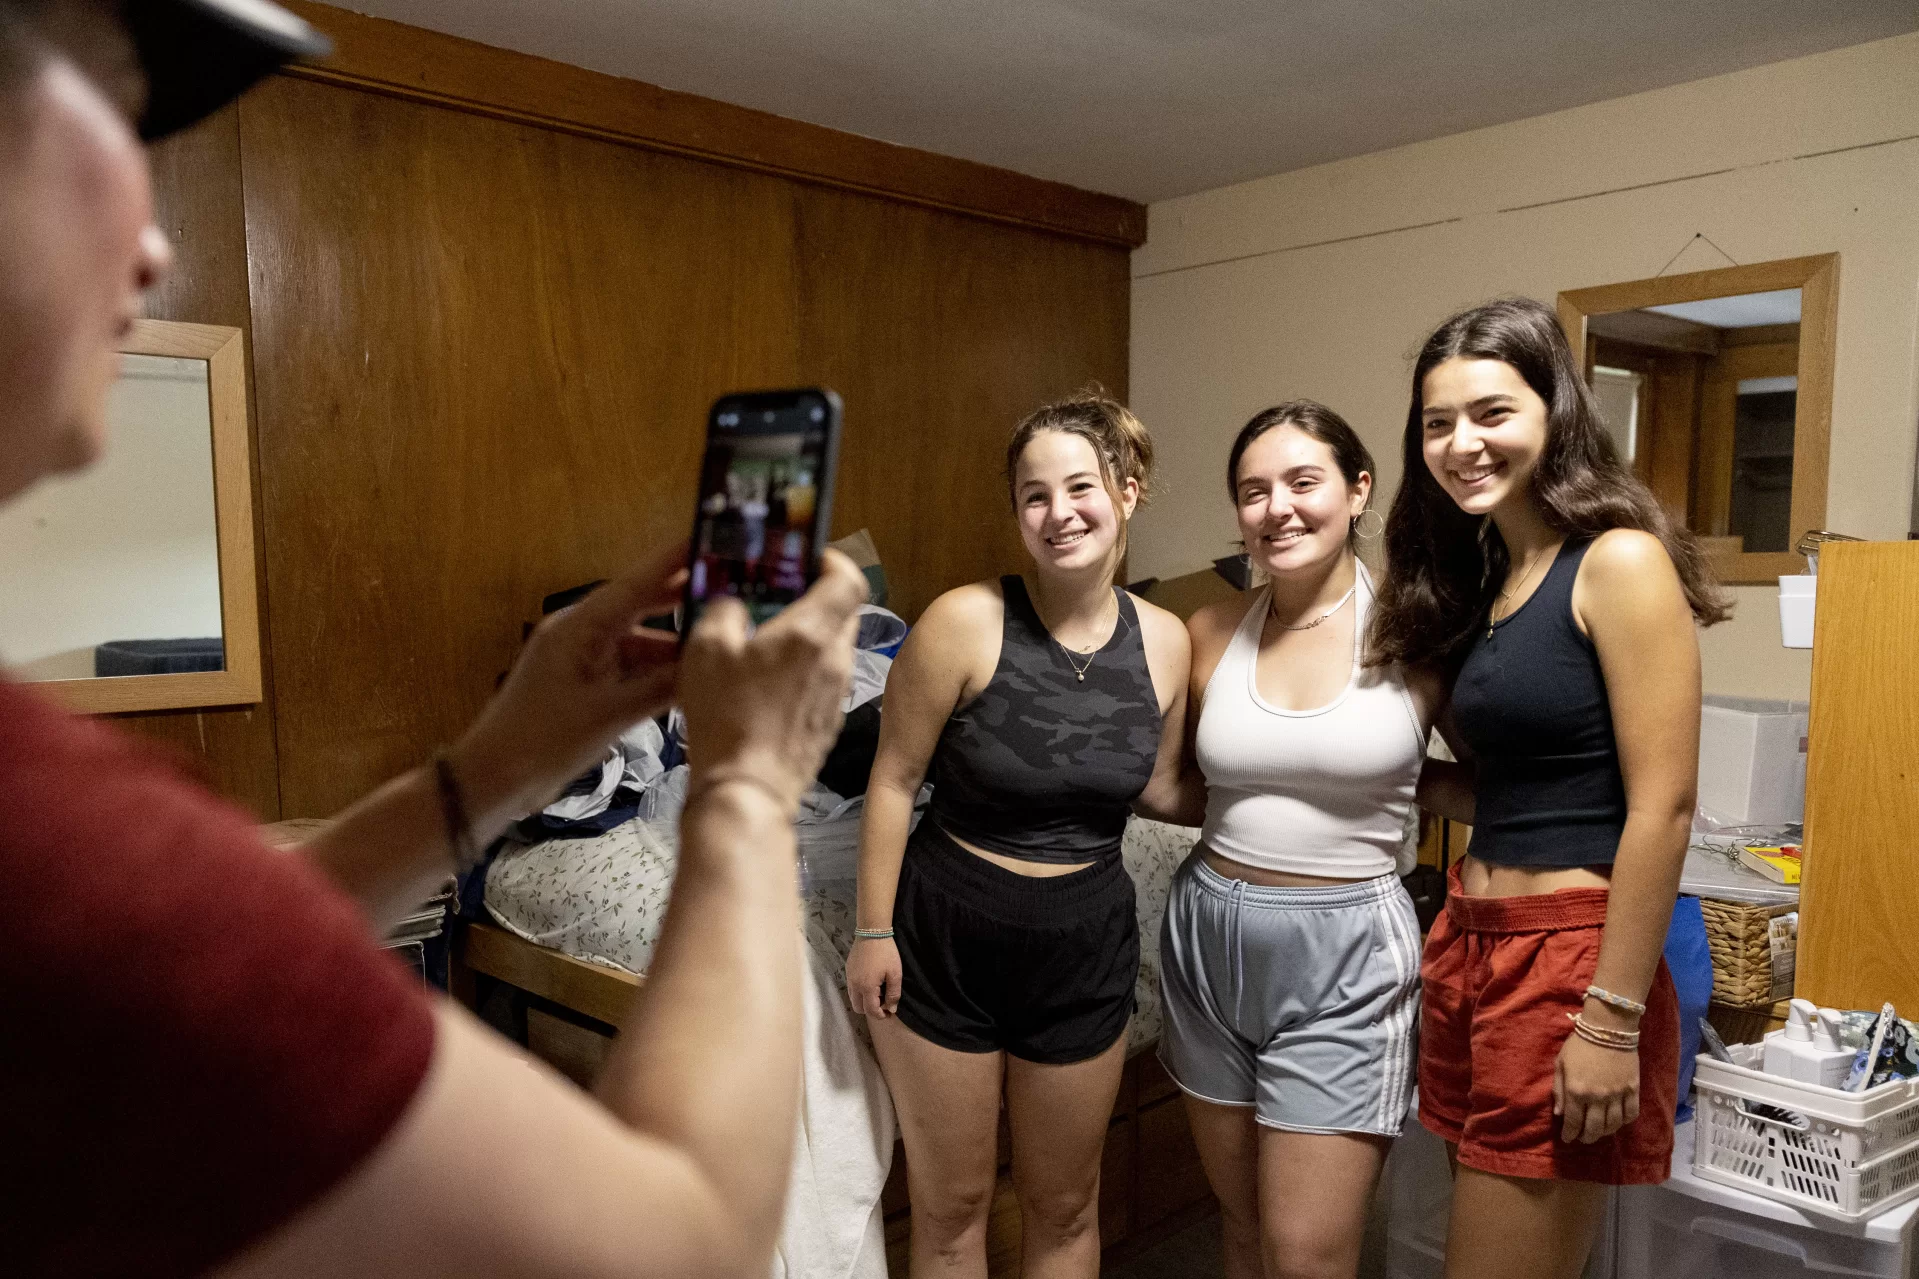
xmin=449 ymin=918 xmax=1216 ymax=1274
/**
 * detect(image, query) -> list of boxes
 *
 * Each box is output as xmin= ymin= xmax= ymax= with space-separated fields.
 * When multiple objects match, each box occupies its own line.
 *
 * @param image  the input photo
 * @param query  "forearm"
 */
xmin=854 ymin=780 xmax=917 ymax=929
xmin=298 ymin=740 xmax=551 ymax=934
xmin=1134 ymin=763 xmax=1206 ymax=828
xmin=594 ymin=782 xmax=804 ymax=1266
xmin=1587 ymin=804 xmax=1691 ymax=1019
xmin=1415 ymin=758 xmax=1476 ymax=826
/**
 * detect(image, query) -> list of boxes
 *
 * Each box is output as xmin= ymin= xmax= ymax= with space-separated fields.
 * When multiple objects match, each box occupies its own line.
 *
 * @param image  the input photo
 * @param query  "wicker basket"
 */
xmin=1699 ymin=897 xmax=1797 ymax=1006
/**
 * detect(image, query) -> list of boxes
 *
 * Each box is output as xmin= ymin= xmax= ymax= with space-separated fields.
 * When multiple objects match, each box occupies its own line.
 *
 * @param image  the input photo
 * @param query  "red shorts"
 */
xmin=1417 ymin=863 xmax=1678 ymax=1185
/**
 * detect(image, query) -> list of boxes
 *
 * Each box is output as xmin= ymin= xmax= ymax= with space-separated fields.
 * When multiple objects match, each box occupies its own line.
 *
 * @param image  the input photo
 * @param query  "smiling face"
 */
xmin=0 ymin=2 xmax=170 ymax=503
xmin=1234 ymin=424 xmax=1370 ymax=580
xmin=1013 ymin=429 xmax=1138 ymax=576
xmin=1418 ymin=357 xmax=1549 ymax=519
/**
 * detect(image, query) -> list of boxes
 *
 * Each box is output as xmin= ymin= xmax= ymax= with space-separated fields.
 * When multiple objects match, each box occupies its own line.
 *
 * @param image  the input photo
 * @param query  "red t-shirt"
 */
xmin=0 ymin=679 xmax=437 ymax=1277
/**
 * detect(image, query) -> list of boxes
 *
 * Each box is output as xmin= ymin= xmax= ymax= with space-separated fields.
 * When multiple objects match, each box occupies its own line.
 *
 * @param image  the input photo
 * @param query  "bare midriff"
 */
xmin=1457 ymin=853 xmax=1611 ymax=898
xmin=947 ymin=828 xmax=1099 ymax=877
xmin=1198 ymin=844 xmax=1371 ymax=888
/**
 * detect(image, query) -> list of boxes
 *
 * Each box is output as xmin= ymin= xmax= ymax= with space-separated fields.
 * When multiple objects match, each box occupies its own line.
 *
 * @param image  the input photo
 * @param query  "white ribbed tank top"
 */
xmin=1195 ymin=565 xmax=1426 ymax=879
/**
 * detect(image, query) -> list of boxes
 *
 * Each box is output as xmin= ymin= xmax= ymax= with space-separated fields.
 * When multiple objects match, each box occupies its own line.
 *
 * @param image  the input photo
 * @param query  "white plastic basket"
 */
xmin=1692 ymin=1042 xmax=1919 ymax=1221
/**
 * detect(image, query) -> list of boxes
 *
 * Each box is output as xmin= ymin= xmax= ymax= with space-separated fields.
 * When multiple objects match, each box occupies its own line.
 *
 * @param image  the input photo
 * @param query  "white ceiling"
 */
xmin=334 ymin=1 xmax=1919 ymax=203
xmin=1648 ymin=289 xmax=1803 ymax=328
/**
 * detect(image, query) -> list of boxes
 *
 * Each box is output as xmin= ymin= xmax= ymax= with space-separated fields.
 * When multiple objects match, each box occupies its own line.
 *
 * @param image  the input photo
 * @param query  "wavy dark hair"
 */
xmin=1370 ymin=297 xmax=1729 ymax=670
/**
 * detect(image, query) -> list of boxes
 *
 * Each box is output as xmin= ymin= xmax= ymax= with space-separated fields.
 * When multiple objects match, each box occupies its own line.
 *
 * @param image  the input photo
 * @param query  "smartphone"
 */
xmin=683 ymin=388 xmax=843 ymax=635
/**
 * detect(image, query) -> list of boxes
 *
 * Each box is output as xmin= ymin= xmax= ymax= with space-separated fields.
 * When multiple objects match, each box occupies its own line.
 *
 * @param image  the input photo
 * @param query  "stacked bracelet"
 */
xmin=1584 ymin=985 xmax=1648 ymax=1016
xmin=1566 ymin=1012 xmax=1641 ymax=1051
xmin=854 ymin=928 xmax=895 ymax=941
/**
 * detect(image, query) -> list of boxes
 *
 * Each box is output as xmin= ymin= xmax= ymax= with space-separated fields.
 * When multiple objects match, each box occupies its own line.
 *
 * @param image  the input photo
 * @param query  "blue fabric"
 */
xmin=1664 ymin=895 xmax=1713 ymax=1123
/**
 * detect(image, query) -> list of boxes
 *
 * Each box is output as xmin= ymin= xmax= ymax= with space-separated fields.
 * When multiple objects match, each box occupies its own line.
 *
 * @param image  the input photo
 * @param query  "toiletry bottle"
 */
xmin=1764 ymin=998 xmax=1818 ymax=1080
xmin=1804 ymin=1007 xmax=1856 ymax=1088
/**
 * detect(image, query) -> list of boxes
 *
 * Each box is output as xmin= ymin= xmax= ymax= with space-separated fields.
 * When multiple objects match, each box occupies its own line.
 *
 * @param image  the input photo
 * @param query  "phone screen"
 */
xmin=685 ymin=389 xmax=841 ymax=631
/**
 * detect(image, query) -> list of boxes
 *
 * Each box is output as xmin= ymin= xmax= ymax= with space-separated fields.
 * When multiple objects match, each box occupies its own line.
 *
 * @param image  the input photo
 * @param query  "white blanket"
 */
xmin=773 ymin=944 xmax=895 ymax=1279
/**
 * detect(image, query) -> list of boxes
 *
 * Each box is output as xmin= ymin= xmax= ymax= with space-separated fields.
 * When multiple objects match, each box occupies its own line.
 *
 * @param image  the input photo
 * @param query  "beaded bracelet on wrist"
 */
xmin=854 ymin=928 xmax=895 ymax=941
xmin=1584 ymin=984 xmax=1648 ymax=1016
xmin=1566 ymin=1012 xmax=1641 ymax=1051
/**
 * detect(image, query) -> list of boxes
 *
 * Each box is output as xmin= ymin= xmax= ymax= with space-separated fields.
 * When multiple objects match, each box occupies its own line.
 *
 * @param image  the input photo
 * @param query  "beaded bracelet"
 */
xmin=1584 ymin=984 xmax=1648 ymax=1016
xmin=854 ymin=928 xmax=895 ymax=941
xmin=1566 ymin=1012 xmax=1641 ymax=1051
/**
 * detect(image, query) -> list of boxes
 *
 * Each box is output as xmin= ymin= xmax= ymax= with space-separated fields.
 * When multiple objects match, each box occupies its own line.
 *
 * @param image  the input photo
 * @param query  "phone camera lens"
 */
xmin=763 ymin=410 xmax=776 ymax=423
xmin=810 ymin=406 xmax=825 ymax=422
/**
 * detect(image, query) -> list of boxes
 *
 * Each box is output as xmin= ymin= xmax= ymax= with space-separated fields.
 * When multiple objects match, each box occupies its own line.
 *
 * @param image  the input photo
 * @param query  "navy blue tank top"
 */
xmin=928 ymin=577 xmax=1162 ymax=864
xmin=1451 ymin=537 xmax=1628 ymax=868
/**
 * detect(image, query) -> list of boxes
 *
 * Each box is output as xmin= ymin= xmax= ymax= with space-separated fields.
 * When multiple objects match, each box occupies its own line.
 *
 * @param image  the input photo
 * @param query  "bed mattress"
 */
xmin=483 ymin=811 xmax=1197 ymax=1056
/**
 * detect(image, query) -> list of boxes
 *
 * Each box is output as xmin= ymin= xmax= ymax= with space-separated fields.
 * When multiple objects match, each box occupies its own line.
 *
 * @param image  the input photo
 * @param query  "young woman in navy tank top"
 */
xmin=845 ymin=394 xmax=1190 ymax=1279
xmin=1373 ymin=298 xmax=1729 ymax=1279
xmin=1150 ymin=402 xmax=1441 ymax=1279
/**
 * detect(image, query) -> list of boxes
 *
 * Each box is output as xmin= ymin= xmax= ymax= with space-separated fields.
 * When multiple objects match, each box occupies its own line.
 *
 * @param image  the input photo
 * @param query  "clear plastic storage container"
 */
xmin=1618 ymin=1122 xmax=1919 ymax=1279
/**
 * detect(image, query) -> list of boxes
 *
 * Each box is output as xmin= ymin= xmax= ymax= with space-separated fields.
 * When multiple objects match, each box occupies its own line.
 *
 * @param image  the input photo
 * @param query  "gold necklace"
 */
xmin=1488 ymin=544 xmax=1555 ymax=638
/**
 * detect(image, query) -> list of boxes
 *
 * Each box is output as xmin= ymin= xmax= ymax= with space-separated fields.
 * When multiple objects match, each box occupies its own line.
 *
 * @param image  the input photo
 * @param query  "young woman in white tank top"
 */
xmin=1143 ymin=402 xmax=1445 ymax=1279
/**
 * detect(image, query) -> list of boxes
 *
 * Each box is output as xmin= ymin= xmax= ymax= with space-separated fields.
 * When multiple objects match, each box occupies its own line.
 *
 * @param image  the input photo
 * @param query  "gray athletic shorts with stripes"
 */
xmin=1157 ymin=852 xmax=1421 ymax=1136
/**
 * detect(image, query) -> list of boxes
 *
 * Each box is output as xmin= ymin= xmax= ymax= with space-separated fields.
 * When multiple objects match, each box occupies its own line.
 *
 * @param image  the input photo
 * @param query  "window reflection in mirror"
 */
xmin=0 ymin=353 xmax=224 ymax=681
xmin=1585 ymin=289 xmax=1800 ymax=555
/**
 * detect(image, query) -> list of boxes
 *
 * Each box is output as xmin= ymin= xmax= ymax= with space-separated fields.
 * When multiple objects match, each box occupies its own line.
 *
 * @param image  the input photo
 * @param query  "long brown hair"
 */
xmin=1004 ymin=389 xmax=1156 ymax=562
xmin=1370 ymin=297 xmax=1729 ymax=669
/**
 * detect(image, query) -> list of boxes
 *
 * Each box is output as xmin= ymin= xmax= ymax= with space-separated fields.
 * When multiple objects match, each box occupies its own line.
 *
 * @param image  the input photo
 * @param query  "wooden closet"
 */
xmin=1794 ymin=540 xmax=1919 ymax=1013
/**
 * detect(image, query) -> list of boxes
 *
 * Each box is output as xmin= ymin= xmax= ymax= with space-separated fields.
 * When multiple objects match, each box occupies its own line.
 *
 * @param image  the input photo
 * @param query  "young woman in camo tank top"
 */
xmin=846 ymin=393 xmax=1190 ymax=1279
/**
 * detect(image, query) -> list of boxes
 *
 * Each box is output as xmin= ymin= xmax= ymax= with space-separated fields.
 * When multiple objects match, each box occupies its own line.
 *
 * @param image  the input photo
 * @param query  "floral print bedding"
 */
xmin=484 ymin=814 xmax=1198 ymax=1056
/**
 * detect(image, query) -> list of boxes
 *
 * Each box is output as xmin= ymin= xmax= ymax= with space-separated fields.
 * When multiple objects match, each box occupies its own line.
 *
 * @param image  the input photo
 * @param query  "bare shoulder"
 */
xmin=1574 ymin=529 xmax=1693 ymax=641
xmin=1186 ymin=593 xmax=1251 ymax=652
xmin=1130 ymin=594 xmax=1193 ymax=659
xmin=912 ymin=580 xmax=1004 ymax=645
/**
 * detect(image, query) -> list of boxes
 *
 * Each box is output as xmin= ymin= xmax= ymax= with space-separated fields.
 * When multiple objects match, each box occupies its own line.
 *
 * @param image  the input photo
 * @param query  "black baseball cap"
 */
xmin=123 ymin=0 xmax=331 ymax=139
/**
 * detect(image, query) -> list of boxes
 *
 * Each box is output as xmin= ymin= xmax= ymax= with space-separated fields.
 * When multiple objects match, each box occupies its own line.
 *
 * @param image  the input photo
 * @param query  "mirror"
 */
xmin=0 ymin=319 xmax=262 ymax=713
xmin=1559 ymin=254 xmax=1837 ymax=584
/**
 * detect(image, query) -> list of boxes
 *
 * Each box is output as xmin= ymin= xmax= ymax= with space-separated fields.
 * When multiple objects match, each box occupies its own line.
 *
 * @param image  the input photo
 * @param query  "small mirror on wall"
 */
xmin=1559 ymin=254 xmax=1837 ymax=584
xmin=0 ymin=319 xmax=262 ymax=713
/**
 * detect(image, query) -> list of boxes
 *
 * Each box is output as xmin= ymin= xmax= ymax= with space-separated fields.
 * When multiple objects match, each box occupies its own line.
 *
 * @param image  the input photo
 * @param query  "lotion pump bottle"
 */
xmin=1764 ymin=999 xmax=1816 ymax=1078
xmin=1803 ymin=1007 xmax=1856 ymax=1088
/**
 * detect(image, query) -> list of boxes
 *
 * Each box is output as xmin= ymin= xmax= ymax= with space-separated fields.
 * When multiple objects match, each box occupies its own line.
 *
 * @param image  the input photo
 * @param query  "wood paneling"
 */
xmin=240 ymin=76 xmax=806 ymax=814
xmin=796 ymin=188 xmax=1131 ymax=621
xmin=237 ymin=74 xmax=1128 ymax=815
xmin=1794 ymin=541 xmax=1919 ymax=1013
xmin=280 ymin=2 xmax=1146 ymax=249
xmin=118 ymin=105 xmax=283 ymax=818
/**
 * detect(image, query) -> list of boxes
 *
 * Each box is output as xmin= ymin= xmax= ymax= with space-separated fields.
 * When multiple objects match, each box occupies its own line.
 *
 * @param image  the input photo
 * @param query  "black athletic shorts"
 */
xmin=892 ymin=821 xmax=1139 ymax=1065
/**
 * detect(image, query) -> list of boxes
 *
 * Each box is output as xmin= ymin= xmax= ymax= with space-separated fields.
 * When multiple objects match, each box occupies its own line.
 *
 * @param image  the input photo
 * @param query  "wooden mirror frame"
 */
xmin=1558 ymin=253 xmax=1838 ymax=585
xmin=36 ymin=320 xmax=263 ymax=714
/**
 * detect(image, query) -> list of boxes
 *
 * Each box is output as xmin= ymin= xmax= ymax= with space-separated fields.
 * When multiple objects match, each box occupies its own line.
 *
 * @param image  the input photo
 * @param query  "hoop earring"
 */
xmin=1351 ymin=509 xmax=1385 ymax=540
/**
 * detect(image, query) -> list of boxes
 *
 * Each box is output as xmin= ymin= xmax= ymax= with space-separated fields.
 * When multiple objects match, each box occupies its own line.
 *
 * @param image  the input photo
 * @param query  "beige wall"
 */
xmin=1130 ymin=32 xmax=1919 ymax=700
xmin=0 ymin=356 xmax=224 ymax=679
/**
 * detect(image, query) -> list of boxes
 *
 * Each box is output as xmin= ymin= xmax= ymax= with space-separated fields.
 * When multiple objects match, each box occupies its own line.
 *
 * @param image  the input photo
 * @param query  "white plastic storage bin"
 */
xmin=1383 ymin=1099 xmax=1615 ymax=1278
xmin=1697 ymin=695 xmax=1809 ymax=826
xmin=1692 ymin=1042 xmax=1919 ymax=1221
xmin=1779 ymin=575 xmax=1816 ymax=649
xmin=1618 ymin=1123 xmax=1919 ymax=1279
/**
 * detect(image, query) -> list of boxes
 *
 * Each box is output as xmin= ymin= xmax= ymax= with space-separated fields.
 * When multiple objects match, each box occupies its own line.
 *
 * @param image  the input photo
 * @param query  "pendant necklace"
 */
xmin=1049 ymin=594 xmax=1116 ymax=682
xmin=1489 ymin=545 xmax=1553 ymax=638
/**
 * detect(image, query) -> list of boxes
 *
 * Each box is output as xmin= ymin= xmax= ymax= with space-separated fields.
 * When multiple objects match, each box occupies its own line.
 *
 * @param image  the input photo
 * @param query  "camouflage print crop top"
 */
xmin=928 ymin=576 xmax=1162 ymax=864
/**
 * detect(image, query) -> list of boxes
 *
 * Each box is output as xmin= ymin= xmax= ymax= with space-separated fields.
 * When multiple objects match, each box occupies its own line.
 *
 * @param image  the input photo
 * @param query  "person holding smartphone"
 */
xmin=845 ymin=393 xmax=1189 ymax=1279
xmin=1373 ymin=298 xmax=1727 ymax=1278
xmin=0 ymin=3 xmax=868 ymax=1275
